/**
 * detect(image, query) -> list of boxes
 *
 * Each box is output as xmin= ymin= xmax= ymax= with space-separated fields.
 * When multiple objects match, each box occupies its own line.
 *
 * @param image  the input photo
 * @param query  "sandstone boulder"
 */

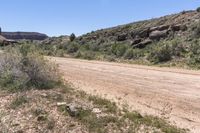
xmin=149 ymin=30 xmax=168 ymax=40
xmin=171 ymin=24 xmax=187 ymax=31
xmin=150 ymin=25 xmax=170 ymax=32
xmin=131 ymin=28 xmax=150 ymax=38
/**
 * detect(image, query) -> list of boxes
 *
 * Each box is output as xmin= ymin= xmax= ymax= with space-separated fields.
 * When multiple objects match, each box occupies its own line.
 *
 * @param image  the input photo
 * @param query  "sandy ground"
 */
xmin=52 ymin=57 xmax=200 ymax=133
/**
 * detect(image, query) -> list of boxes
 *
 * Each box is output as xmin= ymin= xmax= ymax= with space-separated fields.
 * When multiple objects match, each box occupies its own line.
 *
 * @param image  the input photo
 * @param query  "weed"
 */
xmin=75 ymin=109 xmax=117 ymax=133
xmin=124 ymin=112 xmax=186 ymax=133
xmin=88 ymin=95 xmax=118 ymax=114
xmin=46 ymin=118 xmax=55 ymax=130
xmin=10 ymin=95 xmax=28 ymax=109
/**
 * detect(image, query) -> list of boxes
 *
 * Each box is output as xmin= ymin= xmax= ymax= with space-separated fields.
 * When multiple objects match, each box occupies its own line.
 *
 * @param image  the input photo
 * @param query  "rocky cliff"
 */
xmin=2 ymin=32 xmax=48 ymax=40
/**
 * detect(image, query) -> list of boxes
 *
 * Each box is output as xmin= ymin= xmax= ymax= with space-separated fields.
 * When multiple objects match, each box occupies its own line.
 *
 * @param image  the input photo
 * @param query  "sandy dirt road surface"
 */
xmin=51 ymin=57 xmax=200 ymax=133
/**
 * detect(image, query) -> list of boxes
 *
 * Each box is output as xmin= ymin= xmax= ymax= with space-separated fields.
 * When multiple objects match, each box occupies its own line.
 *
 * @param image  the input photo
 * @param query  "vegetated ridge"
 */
xmin=39 ymin=9 xmax=200 ymax=69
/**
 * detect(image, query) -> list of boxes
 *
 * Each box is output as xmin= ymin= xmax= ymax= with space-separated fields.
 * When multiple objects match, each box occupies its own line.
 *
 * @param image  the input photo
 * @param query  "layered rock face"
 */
xmin=2 ymin=32 xmax=48 ymax=40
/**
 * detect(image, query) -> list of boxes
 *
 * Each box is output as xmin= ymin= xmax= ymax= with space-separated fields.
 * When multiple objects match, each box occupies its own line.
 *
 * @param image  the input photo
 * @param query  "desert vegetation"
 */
xmin=0 ymin=44 xmax=61 ymax=92
xmin=1 ymin=9 xmax=200 ymax=133
xmin=0 ymin=44 xmax=186 ymax=132
xmin=29 ymin=10 xmax=200 ymax=70
xmin=35 ymin=37 xmax=200 ymax=69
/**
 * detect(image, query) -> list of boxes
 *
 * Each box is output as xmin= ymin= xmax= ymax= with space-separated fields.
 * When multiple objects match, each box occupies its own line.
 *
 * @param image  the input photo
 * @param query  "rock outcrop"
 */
xmin=149 ymin=30 xmax=169 ymax=40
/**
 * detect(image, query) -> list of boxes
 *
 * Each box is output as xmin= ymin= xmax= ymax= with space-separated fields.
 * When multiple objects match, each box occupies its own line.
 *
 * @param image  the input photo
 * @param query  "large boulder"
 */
xmin=149 ymin=30 xmax=168 ymax=40
xmin=150 ymin=25 xmax=170 ymax=32
xmin=170 ymin=24 xmax=187 ymax=32
xmin=133 ymin=39 xmax=152 ymax=48
xmin=139 ymin=28 xmax=150 ymax=38
xmin=131 ymin=28 xmax=150 ymax=38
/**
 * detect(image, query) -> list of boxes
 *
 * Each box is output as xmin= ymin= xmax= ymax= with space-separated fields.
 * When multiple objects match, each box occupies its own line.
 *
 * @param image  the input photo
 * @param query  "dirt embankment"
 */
xmin=52 ymin=57 xmax=200 ymax=133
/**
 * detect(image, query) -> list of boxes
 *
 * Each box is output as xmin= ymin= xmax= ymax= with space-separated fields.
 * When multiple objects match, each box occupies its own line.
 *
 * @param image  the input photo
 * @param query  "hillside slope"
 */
xmin=78 ymin=10 xmax=199 ymax=46
xmin=39 ymin=9 xmax=200 ymax=69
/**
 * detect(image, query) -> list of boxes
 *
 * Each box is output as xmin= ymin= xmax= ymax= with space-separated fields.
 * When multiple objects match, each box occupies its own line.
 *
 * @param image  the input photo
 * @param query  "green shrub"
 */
xmin=89 ymin=43 xmax=99 ymax=51
xmin=197 ymin=7 xmax=200 ymax=12
xmin=75 ymin=108 xmax=117 ymax=133
xmin=147 ymin=43 xmax=172 ymax=63
xmin=69 ymin=33 xmax=76 ymax=42
xmin=104 ymin=55 xmax=116 ymax=62
xmin=80 ymin=44 xmax=90 ymax=51
xmin=0 ymin=44 xmax=61 ymax=91
xmin=124 ymin=112 xmax=186 ymax=133
xmin=170 ymin=39 xmax=185 ymax=57
xmin=74 ymin=51 xmax=82 ymax=58
xmin=111 ymin=43 xmax=127 ymax=57
xmin=66 ymin=42 xmax=79 ymax=53
xmin=188 ymin=40 xmax=200 ymax=68
xmin=10 ymin=95 xmax=28 ymax=109
xmin=81 ymin=51 xmax=96 ymax=60
xmin=191 ymin=21 xmax=200 ymax=38
xmin=132 ymin=49 xmax=144 ymax=59
xmin=88 ymin=95 xmax=117 ymax=113
xmin=124 ymin=48 xmax=133 ymax=59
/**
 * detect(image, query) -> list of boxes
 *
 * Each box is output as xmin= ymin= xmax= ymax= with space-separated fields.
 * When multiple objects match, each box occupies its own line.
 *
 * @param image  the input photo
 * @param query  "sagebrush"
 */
xmin=0 ymin=44 xmax=61 ymax=91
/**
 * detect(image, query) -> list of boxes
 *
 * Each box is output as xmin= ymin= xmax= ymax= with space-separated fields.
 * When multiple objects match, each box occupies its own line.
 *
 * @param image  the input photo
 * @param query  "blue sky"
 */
xmin=0 ymin=0 xmax=200 ymax=36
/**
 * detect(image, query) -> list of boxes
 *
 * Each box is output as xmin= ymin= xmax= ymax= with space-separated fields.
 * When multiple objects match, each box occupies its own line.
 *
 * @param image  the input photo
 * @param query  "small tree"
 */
xmin=70 ymin=33 xmax=76 ymax=42
xmin=197 ymin=7 xmax=200 ymax=12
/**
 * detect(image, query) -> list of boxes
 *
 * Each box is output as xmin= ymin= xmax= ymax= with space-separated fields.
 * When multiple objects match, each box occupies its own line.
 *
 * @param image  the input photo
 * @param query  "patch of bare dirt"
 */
xmin=0 ymin=89 xmax=88 ymax=133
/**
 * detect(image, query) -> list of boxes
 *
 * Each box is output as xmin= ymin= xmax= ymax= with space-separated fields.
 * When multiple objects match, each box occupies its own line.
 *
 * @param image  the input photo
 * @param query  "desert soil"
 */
xmin=52 ymin=57 xmax=200 ymax=133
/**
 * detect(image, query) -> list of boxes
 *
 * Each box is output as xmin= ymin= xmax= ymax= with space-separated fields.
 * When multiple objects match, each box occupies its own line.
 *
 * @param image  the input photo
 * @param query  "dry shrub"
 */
xmin=0 ymin=44 xmax=61 ymax=91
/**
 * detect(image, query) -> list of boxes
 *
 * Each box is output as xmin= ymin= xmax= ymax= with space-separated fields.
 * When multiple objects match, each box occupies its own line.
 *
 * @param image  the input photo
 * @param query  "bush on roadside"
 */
xmin=188 ymin=40 xmax=200 ymax=68
xmin=111 ymin=43 xmax=127 ymax=57
xmin=124 ymin=48 xmax=133 ymax=59
xmin=0 ymin=44 xmax=61 ymax=92
xmin=66 ymin=42 xmax=79 ymax=53
xmin=80 ymin=51 xmax=96 ymax=60
xmin=147 ymin=43 xmax=172 ymax=63
xmin=170 ymin=39 xmax=185 ymax=57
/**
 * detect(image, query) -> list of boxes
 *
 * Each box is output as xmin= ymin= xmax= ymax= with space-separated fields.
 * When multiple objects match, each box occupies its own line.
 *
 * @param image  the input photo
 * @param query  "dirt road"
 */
xmin=52 ymin=57 xmax=200 ymax=132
